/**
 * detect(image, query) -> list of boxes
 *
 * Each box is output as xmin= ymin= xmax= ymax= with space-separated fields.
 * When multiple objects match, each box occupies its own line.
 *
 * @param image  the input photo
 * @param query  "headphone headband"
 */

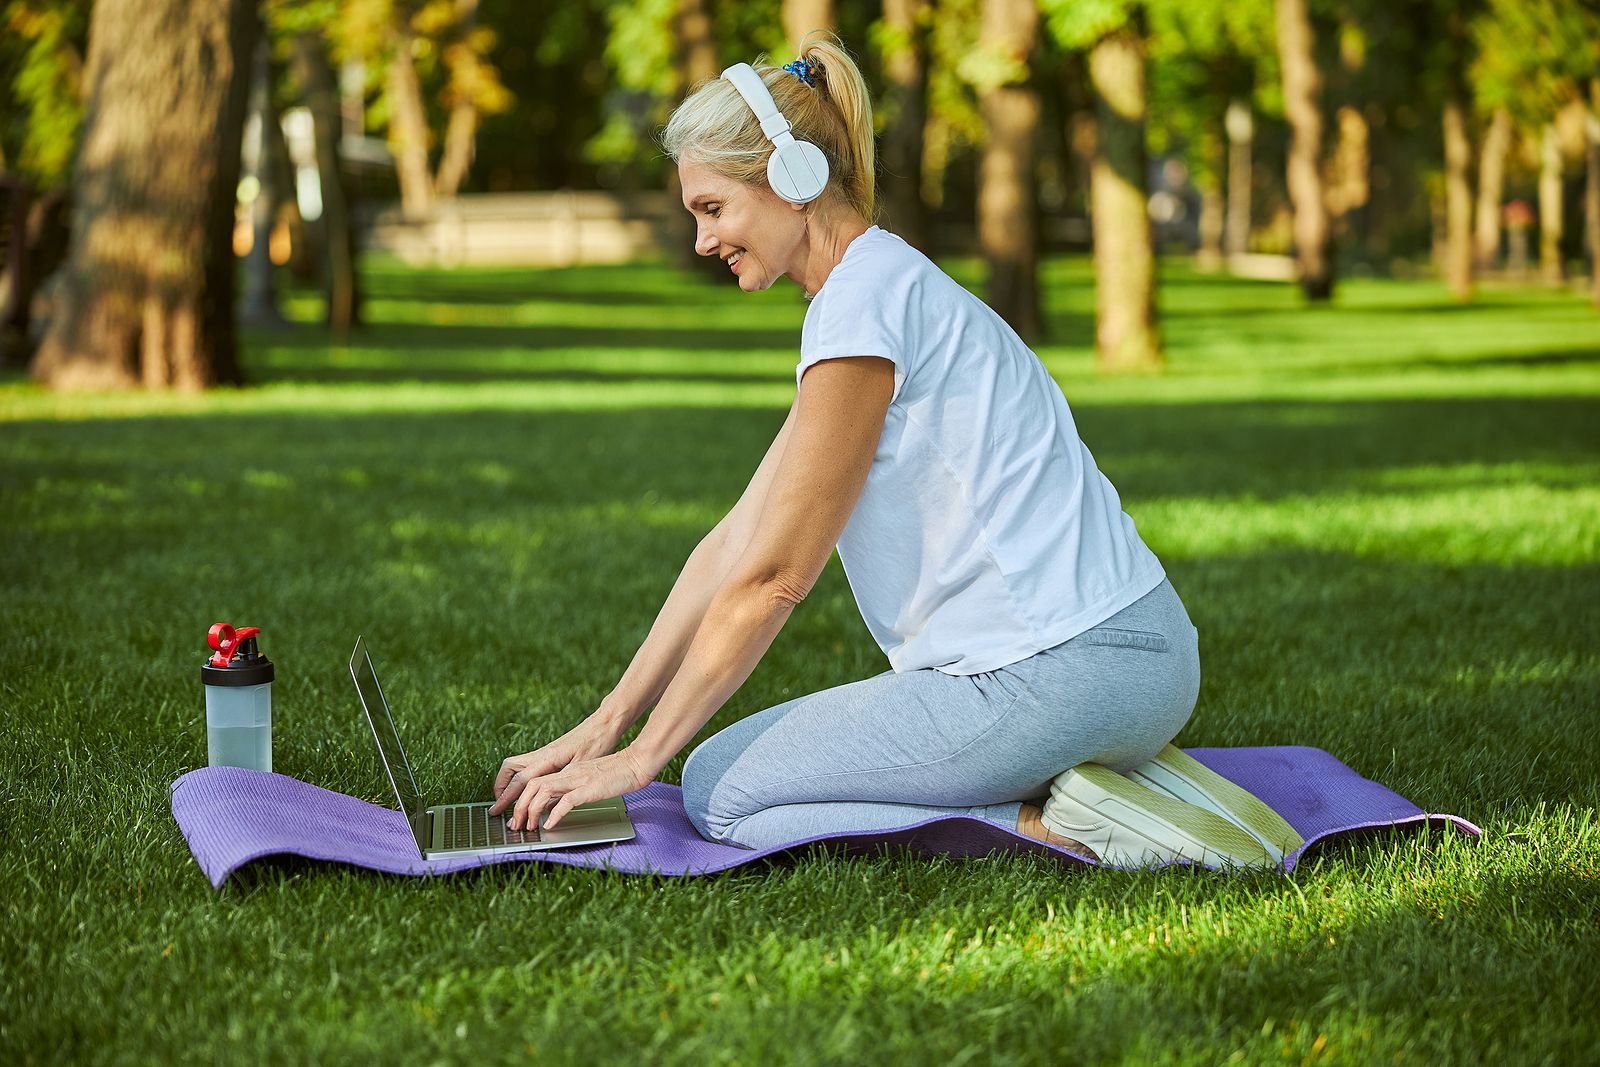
xmin=721 ymin=62 xmax=830 ymax=205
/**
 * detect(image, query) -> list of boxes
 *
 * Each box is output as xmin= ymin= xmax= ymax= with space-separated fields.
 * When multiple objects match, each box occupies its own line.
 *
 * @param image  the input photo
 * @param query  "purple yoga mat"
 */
xmin=169 ymin=746 xmax=1479 ymax=889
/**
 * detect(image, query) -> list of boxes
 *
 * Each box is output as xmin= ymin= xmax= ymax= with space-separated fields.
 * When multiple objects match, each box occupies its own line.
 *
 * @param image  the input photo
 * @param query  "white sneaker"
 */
xmin=1123 ymin=744 xmax=1304 ymax=863
xmin=1041 ymin=762 xmax=1276 ymax=869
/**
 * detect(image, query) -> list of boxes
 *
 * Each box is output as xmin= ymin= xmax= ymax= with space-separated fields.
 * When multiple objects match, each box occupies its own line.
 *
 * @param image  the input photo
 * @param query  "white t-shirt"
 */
xmin=796 ymin=225 xmax=1166 ymax=676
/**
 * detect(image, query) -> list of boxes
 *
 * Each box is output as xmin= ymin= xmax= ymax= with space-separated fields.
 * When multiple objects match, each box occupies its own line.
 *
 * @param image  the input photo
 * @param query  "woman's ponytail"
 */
xmin=793 ymin=30 xmax=877 ymax=223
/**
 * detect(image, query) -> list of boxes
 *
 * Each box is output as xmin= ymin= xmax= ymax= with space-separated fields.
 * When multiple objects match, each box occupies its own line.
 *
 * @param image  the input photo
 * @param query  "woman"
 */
xmin=489 ymin=33 xmax=1298 ymax=868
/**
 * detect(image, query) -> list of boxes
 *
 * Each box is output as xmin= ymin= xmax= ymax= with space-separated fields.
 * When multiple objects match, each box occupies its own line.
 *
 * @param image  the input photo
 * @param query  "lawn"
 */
xmin=2 ymin=254 xmax=1597 ymax=1064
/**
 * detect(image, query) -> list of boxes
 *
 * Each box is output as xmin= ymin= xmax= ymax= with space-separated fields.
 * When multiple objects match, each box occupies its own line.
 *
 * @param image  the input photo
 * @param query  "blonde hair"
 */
xmin=660 ymin=30 xmax=878 ymax=224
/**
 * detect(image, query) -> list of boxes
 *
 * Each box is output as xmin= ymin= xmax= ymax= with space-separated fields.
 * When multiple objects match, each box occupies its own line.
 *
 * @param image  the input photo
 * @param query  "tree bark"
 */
xmin=1440 ymin=6 xmax=1473 ymax=301
xmin=434 ymin=0 xmax=483 ymax=198
xmin=1539 ymin=123 xmax=1565 ymax=285
xmin=241 ymin=38 xmax=287 ymax=329
xmin=672 ymin=0 xmax=729 ymax=281
xmin=1275 ymin=0 xmax=1333 ymax=301
xmin=1588 ymin=78 xmax=1600 ymax=309
xmin=293 ymin=34 xmax=361 ymax=340
xmin=977 ymin=0 xmax=1042 ymax=340
xmin=675 ymin=0 xmax=719 ymax=89
xmin=1224 ymin=99 xmax=1252 ymax=258
xmin=32 ymin=0 xmax=257 ymax=391
xmin=387 ymin=13 xmax=435 ymax=223
xmin=1 ymin=178 xmax=36 ymax=367
xmin=1088 ymin=24 xmax=1160 ymax=371
xmin=1442 ymin=114 xmax=1473 ymax=301
xmin=1473 ymin=106 xmax=1512 ymax=268
xmin=880 ymin=0 xmax=930 ymax=252
xmin=782 ymin=0 xmax=834 ymax=52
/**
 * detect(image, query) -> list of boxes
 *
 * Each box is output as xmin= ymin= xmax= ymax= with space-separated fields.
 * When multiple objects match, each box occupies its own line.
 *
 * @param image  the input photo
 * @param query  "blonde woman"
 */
xmin=489 ymin=33 xmax=1299 ymax=869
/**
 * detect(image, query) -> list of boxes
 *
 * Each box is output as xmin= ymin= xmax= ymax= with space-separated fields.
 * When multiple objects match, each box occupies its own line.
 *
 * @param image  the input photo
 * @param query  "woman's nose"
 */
xmin=695 ymin=230 xmax=718 ymax=257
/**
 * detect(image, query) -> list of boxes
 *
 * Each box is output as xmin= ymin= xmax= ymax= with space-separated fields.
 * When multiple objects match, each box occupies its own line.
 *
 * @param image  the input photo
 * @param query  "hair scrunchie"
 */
xmin=782 ymin=55 xmax=822 ymax=87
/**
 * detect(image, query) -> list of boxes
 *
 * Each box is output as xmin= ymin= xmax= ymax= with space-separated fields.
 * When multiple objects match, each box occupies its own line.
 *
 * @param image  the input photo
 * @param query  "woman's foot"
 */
xmin=1042 ymin=763 xmax=1275 ymax=869
xmin=1017 ymin=802 xmax=1099 ymax=860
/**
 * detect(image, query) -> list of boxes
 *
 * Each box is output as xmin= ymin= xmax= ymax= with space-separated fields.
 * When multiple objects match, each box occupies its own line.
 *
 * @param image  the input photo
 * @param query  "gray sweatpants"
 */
xmin=680 ymin=577 xmax=1201 ymax=849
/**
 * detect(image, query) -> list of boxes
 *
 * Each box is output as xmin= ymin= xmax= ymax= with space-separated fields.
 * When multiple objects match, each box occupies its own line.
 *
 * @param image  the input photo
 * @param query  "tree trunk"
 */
xmin=1088 ymin=25 xmax=1160 ymax=371
xmin=1442 ymin=99 xmax=1473 ymax=301
xmin=1195 ymin=104 xmax=1224 ymax=271
xmin=387 ymin=15 xmax=435 ymax=223
xmin=32 ymin=0 xmax=257 ymax=391
xmin=977 ymin=0 xmax=1042 ymax=340
xmin=241 ymin=39 xmax=286 ymax=330
xmin=1441 ymin=6 xmax=1473 ymax=301
xmin=1275 ymin=0 xmax=1333 ymax=301
xmin=1588 ymin=78 xmax=1600 ymax=309
xmin=1473 ymin=106 xmax=1512 ymax=268
xmin=672 ymin=0 xmax=729 ymax=281
xmin=293 ymin=35 xmax=361 ymax=340
xmin=782 ymin=0 xmax=834 ymax=52
xmin=1224 ymin=99 xmax=1252 ymax=258
xmin=1539 ymin=123 xmax=1565 ymax=285
xmin=1 ymin=178 xmax=36 ymax=367
xmin=434 ymin=0 xmax=482 ymax=199
xmin=880 ymin=0 xmax=930 ymax=252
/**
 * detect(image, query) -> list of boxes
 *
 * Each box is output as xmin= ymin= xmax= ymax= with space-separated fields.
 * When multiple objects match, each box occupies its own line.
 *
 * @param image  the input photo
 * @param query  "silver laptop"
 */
xmin=348 ymin=636 xmax=636 ymax=858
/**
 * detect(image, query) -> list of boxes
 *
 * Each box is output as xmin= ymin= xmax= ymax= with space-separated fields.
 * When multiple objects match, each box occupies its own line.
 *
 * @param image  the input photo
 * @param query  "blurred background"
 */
xmin=1 ymin=0 xmax=1597 ymax=389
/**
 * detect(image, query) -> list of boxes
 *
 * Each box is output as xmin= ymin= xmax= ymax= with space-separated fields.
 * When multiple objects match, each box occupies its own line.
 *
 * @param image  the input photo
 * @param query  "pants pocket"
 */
xmin=1075 ymin=626 xmax=1171 ymax=653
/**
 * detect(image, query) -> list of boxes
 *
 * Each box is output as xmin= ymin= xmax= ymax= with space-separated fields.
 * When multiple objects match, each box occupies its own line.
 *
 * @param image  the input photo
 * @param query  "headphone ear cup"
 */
xmin=767 ymin=140 xmax=830 ymax=204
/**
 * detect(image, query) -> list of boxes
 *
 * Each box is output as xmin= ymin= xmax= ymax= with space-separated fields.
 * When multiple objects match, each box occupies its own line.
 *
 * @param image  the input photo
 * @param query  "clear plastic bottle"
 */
xmin=201 ymin=623 xmax=275 ymax=772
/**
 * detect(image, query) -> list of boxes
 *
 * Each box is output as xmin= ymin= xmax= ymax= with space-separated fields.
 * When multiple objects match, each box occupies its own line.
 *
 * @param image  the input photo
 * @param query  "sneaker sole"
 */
xmin=1041 ymin=763 xmax=1276 ymax=870
xmin=1124 ymin=744 xmax=1305 ymax=862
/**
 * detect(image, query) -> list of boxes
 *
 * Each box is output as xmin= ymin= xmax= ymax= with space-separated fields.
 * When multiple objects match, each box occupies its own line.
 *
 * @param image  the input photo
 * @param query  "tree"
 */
xmin=31 ymin=0 xmax=257 ymax=390
xmin=291 ymin=32 xmax=362 ymax=339
xmin=0 ymin=0 xmax=89 ymax=368
xmin=972 ymin=0 xmax=1043 ymax=340
xmin=1045 ymin=0 xmax=1162 ymax=371
xmin=239 ymin=38 xmax=289 ymax=330
xmin=1469 ymin=0 xmax=1600 ymax=293
xmin=1146 ymin=0 xmax=1275 ymax=270
xmin=876 ymin=0 xmax=933 ymax=252
xmin=782 ymin=0 xmax=833 ymax=53
xmin=1473 ymin=106 xmax=1512 ymax=267
xmin=1274 ymin=0 xmax=1333 ymax=301
xmin=1588 ymin=77 xmax=1599 ymax=310
xmin=1440 ymin=4 xmax=1474 ymax=302
xmin=345 ymin=0 xmax=512 ymax=221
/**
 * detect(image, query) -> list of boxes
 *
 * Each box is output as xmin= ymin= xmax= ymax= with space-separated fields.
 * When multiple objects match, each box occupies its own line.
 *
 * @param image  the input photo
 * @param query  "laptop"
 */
xmin=348 ymin=636 xmax=637 ymax=858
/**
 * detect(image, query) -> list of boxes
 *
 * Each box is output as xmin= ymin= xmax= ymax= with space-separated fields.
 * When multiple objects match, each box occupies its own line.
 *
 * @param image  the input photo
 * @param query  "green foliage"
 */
xmin=1039 ymin=0 xmax=1139 ymax=52
xmin=0 ymin=0 xmax=88 ymax=185
xmin=1471 ymin=0 xmax=1600 ymax=120
xmin=1146 ymin=0 xmax=1279 ymax=182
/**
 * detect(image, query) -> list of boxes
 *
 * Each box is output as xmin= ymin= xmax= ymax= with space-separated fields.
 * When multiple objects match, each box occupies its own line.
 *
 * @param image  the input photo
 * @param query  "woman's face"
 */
xmin=679 ymin=158 xmax=806 ymax=292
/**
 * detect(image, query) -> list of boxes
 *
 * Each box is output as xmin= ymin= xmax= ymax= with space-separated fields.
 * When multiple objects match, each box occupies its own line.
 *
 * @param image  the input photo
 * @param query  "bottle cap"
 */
xmin=201 ymin=622 xmax=276 ymax=687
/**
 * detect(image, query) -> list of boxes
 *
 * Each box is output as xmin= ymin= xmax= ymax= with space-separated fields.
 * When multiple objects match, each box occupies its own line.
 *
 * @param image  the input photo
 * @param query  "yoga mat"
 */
xmin=169 ymin=746 xmax=1479 ymax=889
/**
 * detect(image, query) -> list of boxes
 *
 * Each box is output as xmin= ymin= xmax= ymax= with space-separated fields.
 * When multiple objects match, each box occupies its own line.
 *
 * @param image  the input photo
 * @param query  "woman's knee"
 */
xmin=679 ymin=736 xmax=747 ymax=844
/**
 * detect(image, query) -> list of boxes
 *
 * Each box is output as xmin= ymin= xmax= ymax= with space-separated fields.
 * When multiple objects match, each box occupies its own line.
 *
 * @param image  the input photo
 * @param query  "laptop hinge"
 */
xmin=411 ymin=809 xmax=432 ymax=857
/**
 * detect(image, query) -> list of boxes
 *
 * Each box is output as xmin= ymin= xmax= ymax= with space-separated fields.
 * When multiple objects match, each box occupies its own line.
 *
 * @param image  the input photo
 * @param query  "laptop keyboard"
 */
xmin=440 ymin=803 xmax=540 ymax=850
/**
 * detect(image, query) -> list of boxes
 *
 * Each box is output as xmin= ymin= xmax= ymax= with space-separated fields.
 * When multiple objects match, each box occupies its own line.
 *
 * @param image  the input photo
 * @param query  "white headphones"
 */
xmin=721 ymin=62 xmax=830 ymax=205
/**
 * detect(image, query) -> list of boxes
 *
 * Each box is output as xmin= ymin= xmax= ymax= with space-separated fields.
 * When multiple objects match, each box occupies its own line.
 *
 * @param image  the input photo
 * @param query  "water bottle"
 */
xmin=202 ymin=622 xmax=275 ymax=771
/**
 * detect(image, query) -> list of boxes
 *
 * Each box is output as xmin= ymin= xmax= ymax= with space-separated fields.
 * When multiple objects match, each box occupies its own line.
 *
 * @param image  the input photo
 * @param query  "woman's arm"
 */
xmin=590 ymin=396 xmax=802 ymax=742
xmin=498 ymin=356 xmax=894 ymax=831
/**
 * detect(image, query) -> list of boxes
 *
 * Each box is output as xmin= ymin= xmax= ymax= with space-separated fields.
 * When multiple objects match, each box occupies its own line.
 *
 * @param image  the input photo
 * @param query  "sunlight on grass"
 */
xmin=2 ymin=255 xmax=1596 ymax=1063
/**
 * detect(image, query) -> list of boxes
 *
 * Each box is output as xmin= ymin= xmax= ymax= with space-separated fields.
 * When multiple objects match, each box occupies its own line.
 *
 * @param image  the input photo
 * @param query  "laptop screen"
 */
xmin=349 ymin=638 xmax=427 ymax=833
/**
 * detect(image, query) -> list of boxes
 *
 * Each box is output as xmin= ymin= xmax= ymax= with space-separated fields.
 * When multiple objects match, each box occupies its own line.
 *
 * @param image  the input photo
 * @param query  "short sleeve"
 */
xmin=797 ymin=279 xmax=908 ymax=405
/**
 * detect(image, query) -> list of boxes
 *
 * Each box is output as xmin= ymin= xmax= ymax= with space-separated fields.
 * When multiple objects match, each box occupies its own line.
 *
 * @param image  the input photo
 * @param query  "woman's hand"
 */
xmin=491 ymin=712 xmax=621 ymax=803
xmin=489 ymin=748 xmax=653 ymax=833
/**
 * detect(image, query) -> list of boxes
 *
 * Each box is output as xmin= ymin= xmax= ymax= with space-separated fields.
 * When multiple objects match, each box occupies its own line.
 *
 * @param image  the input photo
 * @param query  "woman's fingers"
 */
xmin=492 ymin=757 xmax=524 ymax=800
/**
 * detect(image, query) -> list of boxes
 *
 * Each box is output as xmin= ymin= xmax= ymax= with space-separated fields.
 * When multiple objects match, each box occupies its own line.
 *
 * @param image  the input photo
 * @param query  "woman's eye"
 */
xmin=708 ymin=206 xmax=721 ymax=218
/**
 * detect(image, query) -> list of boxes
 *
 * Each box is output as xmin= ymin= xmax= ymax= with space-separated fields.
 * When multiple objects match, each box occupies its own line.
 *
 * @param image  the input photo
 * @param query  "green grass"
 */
xmin=3 ymin=255 xmax=1597 ymax=1064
